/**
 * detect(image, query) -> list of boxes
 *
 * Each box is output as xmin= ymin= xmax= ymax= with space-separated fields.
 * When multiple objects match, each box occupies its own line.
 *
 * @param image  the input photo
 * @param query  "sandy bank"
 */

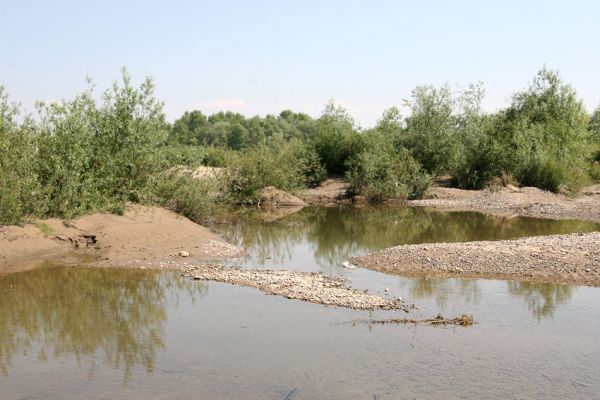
xmin=410 ymin=183 xmax=600 ymax=222
xmin=0 ymin=205 xmax=244 ymax=273
xmin=181 ymin=264 xmax=408 ymax=310
xmin=352 ymin=232 xmax=600 ymax=287
xmin=300 ymin=178 xmax=349 ymax=205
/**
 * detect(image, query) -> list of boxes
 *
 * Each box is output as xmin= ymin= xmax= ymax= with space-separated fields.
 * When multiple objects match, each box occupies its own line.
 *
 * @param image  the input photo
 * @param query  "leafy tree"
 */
xmin=35 ymin=69 xmax=168 ymax=218
xmin=346 ymin=131 xmax=430 ymax=200
xmin=169 ymin=110 xmax=208 ymax=145
xmin=0 ymin=88 xmax=42 ymax=224
xmin=497 ymin=67 xmax=591 ymax=192
xmin=590 ymin=106 xmax=600 ymax=142
xmin=312 ymin=100 xmax=362 ymax=175
xmin=401 ymin=84 xmax=457 ymax=174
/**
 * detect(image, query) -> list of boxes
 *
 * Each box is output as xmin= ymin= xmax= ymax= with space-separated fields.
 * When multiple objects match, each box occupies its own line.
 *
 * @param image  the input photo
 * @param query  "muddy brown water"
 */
xmin=1 ymin=206 xmax=600 ymax=399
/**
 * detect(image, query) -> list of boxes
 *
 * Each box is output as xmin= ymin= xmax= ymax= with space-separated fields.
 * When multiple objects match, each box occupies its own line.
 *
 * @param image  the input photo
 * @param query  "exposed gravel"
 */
xmin=352 ymin=232 xmax=600 ymax=287
xmin=410 ymin=184 xmax=600 ymax=222
xmin=180 ymin=264 xmax=408 ymax=310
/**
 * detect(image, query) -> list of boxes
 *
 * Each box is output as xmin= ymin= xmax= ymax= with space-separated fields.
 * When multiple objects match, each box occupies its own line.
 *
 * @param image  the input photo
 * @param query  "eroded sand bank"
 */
xmin=0 ymin=205 xmax=243 ymax=273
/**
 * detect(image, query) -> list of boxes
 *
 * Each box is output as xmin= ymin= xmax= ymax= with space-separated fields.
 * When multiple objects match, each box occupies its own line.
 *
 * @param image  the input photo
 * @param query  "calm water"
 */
xmin=1 ymin=206 xmax=600 ymax=399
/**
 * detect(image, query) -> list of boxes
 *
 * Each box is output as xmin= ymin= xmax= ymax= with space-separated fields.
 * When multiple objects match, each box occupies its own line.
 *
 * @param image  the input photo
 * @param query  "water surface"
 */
xmin=1 ymin=206 xmax=599 ymax=399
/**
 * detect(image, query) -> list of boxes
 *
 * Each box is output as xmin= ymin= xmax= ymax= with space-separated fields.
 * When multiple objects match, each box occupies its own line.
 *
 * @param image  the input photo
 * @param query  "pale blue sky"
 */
xmin=1 ymin=0 xmax=599 ymax=126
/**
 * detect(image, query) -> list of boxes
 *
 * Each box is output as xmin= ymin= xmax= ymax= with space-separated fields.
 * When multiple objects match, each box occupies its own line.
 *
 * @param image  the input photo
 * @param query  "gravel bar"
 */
xmin=352 ymin=232 xmax=600 ymax=287
xmin=181 ymin=264 xmax=408 ymax=310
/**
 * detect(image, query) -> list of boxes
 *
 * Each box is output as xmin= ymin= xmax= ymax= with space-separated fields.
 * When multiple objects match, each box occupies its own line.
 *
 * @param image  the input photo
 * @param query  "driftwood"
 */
xmin=343 ymin=313 xmax=475 ymax=327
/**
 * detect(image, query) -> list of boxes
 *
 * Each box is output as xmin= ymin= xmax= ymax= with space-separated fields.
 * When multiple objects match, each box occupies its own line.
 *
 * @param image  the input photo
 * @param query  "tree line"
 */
xmin=1 ymin=67 xmax=599 ymax=225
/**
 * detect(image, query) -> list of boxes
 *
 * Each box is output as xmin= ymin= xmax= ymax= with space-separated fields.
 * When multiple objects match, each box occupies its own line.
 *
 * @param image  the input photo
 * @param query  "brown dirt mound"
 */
xmin=300 ymin=178 xmax=349 ymax=205
xmin=0 ymin=205 xmax=244 ymax=273
xmin=259 ymin=186 xmax=307 ymax=207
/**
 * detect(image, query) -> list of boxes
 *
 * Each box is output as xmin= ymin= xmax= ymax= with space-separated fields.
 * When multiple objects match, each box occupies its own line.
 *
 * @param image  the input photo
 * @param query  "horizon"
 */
xmin=1 ymin=0 xmax=599 ymax=127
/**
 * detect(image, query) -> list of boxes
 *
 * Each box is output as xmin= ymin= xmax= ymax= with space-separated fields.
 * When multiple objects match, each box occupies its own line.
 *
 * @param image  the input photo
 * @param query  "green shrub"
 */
xmin=227 ymin=143 xmax=306 ymax=203
xmin=496 ymin=68 xmax=591 ymax=193
xmin=144 ymin=171 xmax=226 ymax=223
xmin=590 ymin=164 xmax=600 ymax=183
xmin=400 ymin=85 xmax=458 ymax=175
xmin=0 ymin=88 xmax=43 ymax=225
xmin=346 ymin=133 xmax=431 ymax=200
xmin=311 ymin=100 xmax=363 ymax=176
xmin=158 ymin=145 xmax=207 ymax=169
xmin=33 ymin=70 xmax=168 ymax=218
xmin=451 ymin=115 xmax=504 ymax=189
xmin=289 ymin=139 xmax=326 ymax=187
xmin=202 ymin=146 xmax=235 ymax=167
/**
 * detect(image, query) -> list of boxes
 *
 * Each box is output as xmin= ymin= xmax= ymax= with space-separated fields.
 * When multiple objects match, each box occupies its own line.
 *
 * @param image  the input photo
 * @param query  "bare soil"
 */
xmin=259 ymin=186 xmax=307 ymax=207
xmin=352 ymin=232 xmax=600 ymax=287
xmin=0 ymin=205 xmax=244 ymax=273
xmin=180 ymin=263 xmax=409 ymax=311
xmin=410 ymin=183 xmax=600 ymax=222
xmin=299 ymin=178 xmax=349 ymax=205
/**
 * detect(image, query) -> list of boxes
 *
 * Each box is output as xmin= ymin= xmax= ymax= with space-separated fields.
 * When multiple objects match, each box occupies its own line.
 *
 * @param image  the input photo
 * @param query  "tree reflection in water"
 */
xmin=218 ymin=205 xmax=599 ymax=275
xmin=507 ymin=281 xmax=573 ymax=319
xmin=403 ymin=277 xmax=482 ymax=309
xmin=0 ymin=265 xmax=205 ymax=383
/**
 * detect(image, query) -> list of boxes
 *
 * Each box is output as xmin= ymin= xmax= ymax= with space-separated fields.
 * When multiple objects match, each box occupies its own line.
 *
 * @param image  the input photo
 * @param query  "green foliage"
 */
xmin=227 ymin=141 xmax=307 ymax=203
xmin=0 ymin=88 xmax=42 ymax=225
xmin=311 ymin=100 xmax=364 ymax=176
xmin=158 ymin=144 xmax=207 ymax=169
xmin=34 ymin=222 xmax=54 ymax=237
xmin=590 ymin=163 xmax=600 ymax=183
xmin=33 ymin=70 xmax=168 ymax=218
xmin=144 ymin=171 xmax=226 ymax=224
xmin=1 ymin=71 xmax=168 ymax=224
xmin=346 ymin=131 xmax=431 ymax=200
xmin=290 ymin=140 xmax=327 ymax=187
xmin=400 ymin=85 xmax=458 ymax=175
xmin=590 ymin=106 xmax=600 ymax=142
xmin=450 ymin=86 xmax=504 ymax=189
xmin=2 ymin=66 xmax=597 ymax=225
xmin=497 ymin=68 xmax=591 ymax=192
xmin=168 ymin=109 xmax=317 ymax=149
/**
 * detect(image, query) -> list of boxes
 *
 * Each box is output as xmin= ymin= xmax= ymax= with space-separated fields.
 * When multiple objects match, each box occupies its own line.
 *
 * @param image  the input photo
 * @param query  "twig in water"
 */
xmin=342 ymin=313 xmax=475 ymax=327
xmin=282 ymin=388 xmax=298 ymax=400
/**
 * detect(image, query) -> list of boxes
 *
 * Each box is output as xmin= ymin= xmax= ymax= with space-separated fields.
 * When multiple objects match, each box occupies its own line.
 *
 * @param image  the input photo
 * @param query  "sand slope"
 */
xmin=0 ymin=205 xmax=243 ymax=273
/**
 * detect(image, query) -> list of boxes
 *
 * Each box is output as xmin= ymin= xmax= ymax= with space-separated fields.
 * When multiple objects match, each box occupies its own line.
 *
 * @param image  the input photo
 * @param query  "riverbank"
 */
xmin=352 ymin=231 xmax=600 ymax=287
xmin=0 ymin=205 xmax=244 ymax=273
xmin=410 ymin=183 xmax=600 ymax=222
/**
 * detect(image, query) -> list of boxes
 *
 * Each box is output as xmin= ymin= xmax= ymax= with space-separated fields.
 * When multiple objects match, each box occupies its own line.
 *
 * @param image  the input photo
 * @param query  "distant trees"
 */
xmin=169 ymin=109 xmax=317 ymax=149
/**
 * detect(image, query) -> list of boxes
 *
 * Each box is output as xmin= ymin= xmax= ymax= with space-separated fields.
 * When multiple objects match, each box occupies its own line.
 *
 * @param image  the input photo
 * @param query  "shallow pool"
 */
xmin=1 ymin=206 xmax=599 ymax=399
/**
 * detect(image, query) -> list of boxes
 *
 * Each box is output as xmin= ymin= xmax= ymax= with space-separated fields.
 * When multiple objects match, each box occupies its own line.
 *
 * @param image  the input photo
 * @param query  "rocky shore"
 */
xmin=410 ymin=184 xmax=600 ymax=222
xmin=180 ymin=264 xmax=409 ymax=311
xmin=352 ymin=231 xmax=600 ymax=287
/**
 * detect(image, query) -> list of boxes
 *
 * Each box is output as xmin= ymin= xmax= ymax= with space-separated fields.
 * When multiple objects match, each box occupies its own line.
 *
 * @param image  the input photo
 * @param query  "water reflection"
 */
xmin=0 ymin=266 xmax=204 ymax=383
xmin=402 ymin=277 xmax=482 ymax=310
xmin=217 ymin=206 xmax=597 ymax=316
xmin=507 ymin=281 xmax=574 ymax=319
xmin=219 ymin=205 xmax=600 ymax=272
